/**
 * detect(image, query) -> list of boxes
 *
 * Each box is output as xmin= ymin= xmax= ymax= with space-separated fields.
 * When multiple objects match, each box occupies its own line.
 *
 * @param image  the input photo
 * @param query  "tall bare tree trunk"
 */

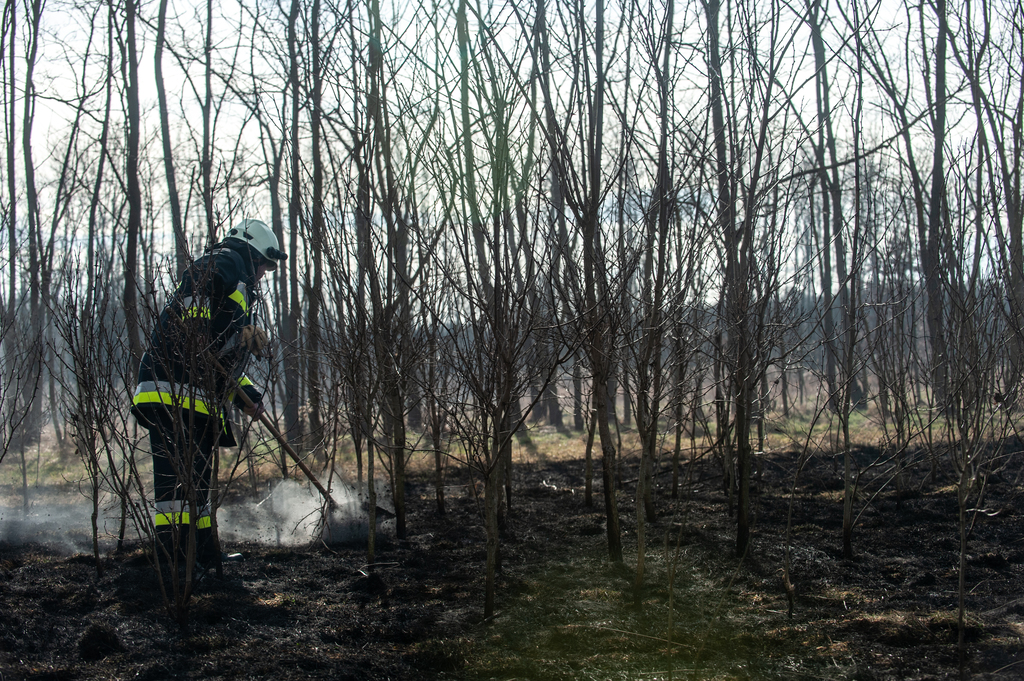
xmin=268 ymin=148 xmax=288 ymax=474
xmin=123 ymin=0 xmax=143 ymax=366
xmin=809 ymin=0 xmax=856 ymax=559
xmin=924 ymin=0 xmax=949 ymax=410
xmin=201 ymin=0 xmax=214 ymax=243
xmin=706 ymin=0 xmax=741 ymax=549
xmin=483 ymin=435 xmax=501 ymax=617
xmin=367 ymin=0 xmax=407 ymax=539
xmin=155 ymin=0 xmax=185 ymax=272
xmin=4 ymin=0 xmax=15 ymax=325
xmin=307 ymin=0 xmax=325 ymax=450
xmin=2 ymin=0 xmax=19 ymax=462
xmin=21 ymin=0 xmax=45 ymax=448
xmin=808 ymin=0 xmax=839 ymax=413
xmin=283 ymin=0 xmax=303 ymax=449
xmin=583 ymin=0 xmax=621 ymax=564
xmin=635 ymin=0 xmax=674 ymax=589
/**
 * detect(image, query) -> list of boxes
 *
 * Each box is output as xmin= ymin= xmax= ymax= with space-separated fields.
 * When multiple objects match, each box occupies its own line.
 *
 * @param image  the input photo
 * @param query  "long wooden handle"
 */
xmin=213 ymin=356 xmax=336 ymax=510
xmin=250 ymin=398 xmax=336 ymax=510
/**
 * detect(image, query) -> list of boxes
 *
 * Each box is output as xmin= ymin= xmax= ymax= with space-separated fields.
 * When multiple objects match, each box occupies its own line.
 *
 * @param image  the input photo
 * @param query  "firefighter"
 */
xmin=131 ymin=219 xmax=286 ymax=574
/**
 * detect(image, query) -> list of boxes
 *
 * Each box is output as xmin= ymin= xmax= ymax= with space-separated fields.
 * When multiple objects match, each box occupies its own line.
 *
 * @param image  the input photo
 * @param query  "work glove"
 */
xmin=245 ymin=400 xmax=266 ymax=419
xmin=239 ymin=325 xmax=269 ymax=358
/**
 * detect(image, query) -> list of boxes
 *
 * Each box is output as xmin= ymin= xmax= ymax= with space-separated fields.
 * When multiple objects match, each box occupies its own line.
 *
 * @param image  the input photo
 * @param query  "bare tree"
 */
xmin=940 ymin=157 xmax=1011 ymax=670
xmin=305 ymin=0 xmax=326 ymax=452
xmin=18 ymin=0 xmax=44 ymax=453
xmin=154 ymin=0 xmax=186 ymax=272
xmin=706 ymin=0 xmax=809 ymax=556
xmin=2 ymin=0 xmax=14 ymax=330
xmin=621 ymin=0 xmax=679 ymax=592
xmin=421 ymin=0 xmax=571 ymax=615
xmin=0 ymin=0 xmax=28 ymax=472
xmin=809 ymin=0 xmax=869 ymax=560
xmin=859 ymin=0 xmax=952 ymax=422
xmin=949 ymin=0 xmax=1024 ymax=398
xmin=282 ymin=0 xmax=304 ymax=450
xmin=122 ymin=0 xmax=144 ymax=366
xmin=531 ymin=0 xmax=624 ymax=563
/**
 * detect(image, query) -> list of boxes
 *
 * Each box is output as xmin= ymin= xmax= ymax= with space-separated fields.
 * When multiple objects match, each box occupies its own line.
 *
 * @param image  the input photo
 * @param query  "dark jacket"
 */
xmin=131 ymin=240 xmax=264 ymax=446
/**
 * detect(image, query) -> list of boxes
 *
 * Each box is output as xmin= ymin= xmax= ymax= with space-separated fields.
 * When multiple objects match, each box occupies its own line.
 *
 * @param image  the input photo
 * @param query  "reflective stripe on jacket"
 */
xmin=132 ymin=380 xmax=215 ymax=416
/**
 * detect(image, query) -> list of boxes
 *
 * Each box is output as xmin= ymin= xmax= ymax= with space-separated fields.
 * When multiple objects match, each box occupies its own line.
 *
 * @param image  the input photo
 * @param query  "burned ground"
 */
xmin=2 ymin=435 xmax=1023 ymax=680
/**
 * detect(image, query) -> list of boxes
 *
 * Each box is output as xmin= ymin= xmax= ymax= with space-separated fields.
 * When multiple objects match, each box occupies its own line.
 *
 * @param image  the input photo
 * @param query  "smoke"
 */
xmin=218 ymin=479 xmax=394 ymax=546
xmin=218 ymin=479 xmax=328 ymax=546
xmin=0 ymin=480 xmax=392 ymax=553
xmin=0 ymin=493 xmax=116 ymax=554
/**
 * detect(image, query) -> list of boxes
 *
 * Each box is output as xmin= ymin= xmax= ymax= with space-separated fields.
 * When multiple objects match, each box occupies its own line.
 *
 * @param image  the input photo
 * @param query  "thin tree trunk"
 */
xmin=484 ymin=440 xmax=501 ymax=618
xmin=284 ymin=0 xmax=303 ymax=449
xmin=155 ymin=0 xmax=185 ymax=272
xmin=573 ymin=359 xmax=584 ymax=431
xmin=201 ymin=0 xmax=214 ymax=243
xmin=123 ymin=0 xmax=143 ymax=366
xmin=924 ymin=0 xmax=949 ymax=410
xmin=4 ymin=0 xmax=16 ymax=325
xmin=584 ymin=408 xmax=596 ymax=507
xmin=809 ymin=0 xmax=840 ymax=411
xmin=22 ymin=0 xmax=44 ymax=447
xmin=707 ymin=0 xmax=734 ymax=507
xmin=594 ymin=362 xmax=622 ymax=563
xmin=307 ymin=0 xmax=324 ymax=450
xmin=366 ymin=429 xmax=376 ymax=563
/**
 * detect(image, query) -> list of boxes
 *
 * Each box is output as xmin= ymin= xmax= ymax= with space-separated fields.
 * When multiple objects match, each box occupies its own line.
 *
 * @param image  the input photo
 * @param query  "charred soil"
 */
xmin=2 ymin=439 xmax=1024 ymax=680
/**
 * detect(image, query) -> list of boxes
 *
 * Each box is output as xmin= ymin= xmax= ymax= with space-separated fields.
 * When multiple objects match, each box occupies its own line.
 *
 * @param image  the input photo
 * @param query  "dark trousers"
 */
xmin=148 ymin=410 xmax=218 ymax=566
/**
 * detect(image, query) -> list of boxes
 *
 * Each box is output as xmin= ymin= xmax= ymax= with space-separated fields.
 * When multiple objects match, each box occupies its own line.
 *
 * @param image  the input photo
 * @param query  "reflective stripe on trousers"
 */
xmin=155 ymin=499 xmax=212 ymax=529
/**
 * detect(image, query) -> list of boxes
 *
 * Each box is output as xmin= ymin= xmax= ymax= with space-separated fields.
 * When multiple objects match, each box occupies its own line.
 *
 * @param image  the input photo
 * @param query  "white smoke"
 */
xmin=218 ymin=478 xmax=395 ymax=546
xmin=0 ymin=491 xmax=130 ymax=554
xmin=0 ymin=479 xmax=392 ymax=552
xmin=217 ymin=479 xmax=326 ymax=546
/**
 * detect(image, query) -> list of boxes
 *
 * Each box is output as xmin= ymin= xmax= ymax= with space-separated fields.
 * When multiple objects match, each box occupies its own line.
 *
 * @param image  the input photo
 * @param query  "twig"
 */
xmin=584 ymin=624 xmax=695 ymax=650
xmin=991 ymin=659 xmax=1024 ymax=675
xmin=356 ymin=561 xmax=400 ymax=576
xmin=982 ymin=598 xmax=1024 ymax=616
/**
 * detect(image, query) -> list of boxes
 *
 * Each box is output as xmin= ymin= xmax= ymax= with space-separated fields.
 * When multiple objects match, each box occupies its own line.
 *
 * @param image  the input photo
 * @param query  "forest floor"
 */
xmin=2 ymin=426 xmax=1024 ymax=680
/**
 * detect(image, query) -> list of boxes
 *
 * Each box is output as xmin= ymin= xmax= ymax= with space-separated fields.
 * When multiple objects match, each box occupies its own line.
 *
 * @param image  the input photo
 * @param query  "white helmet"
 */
xmin=225 ymin=219 xmax=288 ymax=269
